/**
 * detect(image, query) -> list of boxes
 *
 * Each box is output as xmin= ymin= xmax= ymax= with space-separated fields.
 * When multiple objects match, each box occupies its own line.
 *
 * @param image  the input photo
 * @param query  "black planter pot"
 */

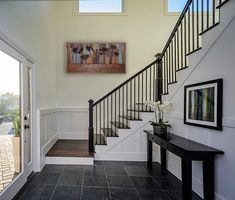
xmin=153 ymin=125 xmax=170 ymax=140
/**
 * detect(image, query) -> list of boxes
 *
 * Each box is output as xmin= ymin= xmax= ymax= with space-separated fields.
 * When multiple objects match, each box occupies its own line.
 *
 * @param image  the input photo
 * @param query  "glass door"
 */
xmin=0 ymin=42 xmax=32 ymax=200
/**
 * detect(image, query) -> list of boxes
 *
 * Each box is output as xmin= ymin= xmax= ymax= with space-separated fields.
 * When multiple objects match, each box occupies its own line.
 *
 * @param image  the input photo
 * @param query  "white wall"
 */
xmin=162 ymin=2 xmax=235 ymax=199
xmin=0 ymin=1 xmax=57 ymax=108
xmin=0 ymin=0 xmax=58 ymax=173
xmin=55 ymin=0 xmax=178 ymax=107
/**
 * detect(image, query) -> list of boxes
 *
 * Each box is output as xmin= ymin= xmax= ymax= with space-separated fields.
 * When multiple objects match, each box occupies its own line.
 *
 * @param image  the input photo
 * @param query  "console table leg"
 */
xmin=147 ymin=140 xmax=152 ymax=168
xmin=182 ymin=158 xmax=192 ymax=200
xmin=160 ymin=147 xmax=166 ymax=171
xmin=203 ymin=157 xmax=215 ymax=200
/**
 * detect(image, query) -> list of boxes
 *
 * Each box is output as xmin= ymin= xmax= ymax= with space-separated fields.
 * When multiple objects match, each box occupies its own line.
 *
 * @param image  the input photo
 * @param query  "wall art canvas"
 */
xmin=66 ymin=42 xmax=126 ymax=73
xmin=184 ymin=79 xmax=223 ymax=130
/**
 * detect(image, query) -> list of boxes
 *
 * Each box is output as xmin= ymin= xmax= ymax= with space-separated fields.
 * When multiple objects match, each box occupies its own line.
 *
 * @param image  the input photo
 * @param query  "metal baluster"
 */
xmin=95 ymin=106 xmax=97 ymax=145
xmin=212 ymin=0 xmax=215 ymax=25
xmin=126 ymin=83 xmax=128 ymax=123
xmin=130 ymin=80 xmax=132 ymax=116
xmin=145 ymin=70 xmax=148 ymax=106
xmin=171 ymin=41 xmax=174 ymax=82
xmin=169 ymin=45 xmax=171 ymax=83
xmin=163 ymin=56 xmax=166 ymax=94
xmin=207 ymin=0 xmax=209 ymax=29
xmin=103 ymin=100 xmax=105 ymax=140
xmin=188 ymin=7 xmax=191 ymax=54
xmin=153 ymin=64 xmax=156 ymax=101
xmin=174 ymin=35 xmax=177 ymax=81
xmin=122 ymin=86 xmax=124 ymax=125
xmin=149 ymin=67 xmax=152 ymax=103
xmin=111 ymin=94 xmax=113 ymax=136
xmin=202 ymin=0 xmax=204 ymax=32
xmin=166 ymin=49 xmax=169 ymax=85
xmin=184 ymin=15 xmax=187 ymax=66
xmin=192 ymin=0 xmax=195 ymax=51
xmin=134 ymin=78 xmax=136 ymax=117
xmin=99 ymin=103 xmax=101 ymax=145
xmin=107 ymin=97 xmax=109 ymax=132
xmin=138 ymin=75 xmax=140 ymax=119
xmin=119 ymin=89 xmax=121 ymax=127
xmin=180 ymin=21 xmax=184 ymax=69
xmin=115 ymin=92 xmax=117 ymax=133
xmin=142 ymin=73 xmax=144 ymax=111
xmin=177 ymin=29 xmax=179 ymax=71
xmin=197 ymin=0 xmax=199 ymax=48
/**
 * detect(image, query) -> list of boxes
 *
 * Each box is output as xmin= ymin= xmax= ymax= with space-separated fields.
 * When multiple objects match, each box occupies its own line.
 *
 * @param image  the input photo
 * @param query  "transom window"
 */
xmin=166 ymin=0 xmax=213 ymax=14
xmin=77 ymin=0 xmax=124 ymax=14
xmin=167 ymin=0 xmax=188 ymax=13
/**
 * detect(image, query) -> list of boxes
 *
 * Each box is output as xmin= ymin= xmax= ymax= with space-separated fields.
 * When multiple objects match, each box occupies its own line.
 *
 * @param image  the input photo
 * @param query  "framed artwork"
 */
xmin=184 ymin=79 xmax=223 ymax=130
xmin=66 ymin=42 xmax=126 ymax=73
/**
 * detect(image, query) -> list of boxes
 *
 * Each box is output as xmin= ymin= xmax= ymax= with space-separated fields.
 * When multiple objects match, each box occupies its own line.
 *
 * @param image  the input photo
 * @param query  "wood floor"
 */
xmin=46 ymin=140 xmax=93 ymax=157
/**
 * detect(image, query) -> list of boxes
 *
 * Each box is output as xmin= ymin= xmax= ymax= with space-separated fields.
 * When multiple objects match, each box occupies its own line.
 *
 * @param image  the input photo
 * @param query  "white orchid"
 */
xmin=144 ymin=100 xmax=172 ymax=127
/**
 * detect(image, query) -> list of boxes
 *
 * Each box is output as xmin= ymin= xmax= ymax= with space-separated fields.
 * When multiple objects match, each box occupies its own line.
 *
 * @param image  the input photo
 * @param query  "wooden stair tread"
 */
xmin=101 ymin=128 xmax=118 ymax=137
xmin=111 ymin=122 xmax=130 ymax=129
xmin=46 ymin=140 xmax=93 ymax=157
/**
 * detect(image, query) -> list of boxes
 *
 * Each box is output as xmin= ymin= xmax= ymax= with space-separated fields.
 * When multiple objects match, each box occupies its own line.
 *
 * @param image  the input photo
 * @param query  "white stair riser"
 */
xmin=45 ymin=156 xmax=94 ymax=165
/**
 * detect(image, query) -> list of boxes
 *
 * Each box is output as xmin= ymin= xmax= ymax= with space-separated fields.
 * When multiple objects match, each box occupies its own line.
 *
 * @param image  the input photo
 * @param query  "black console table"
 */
xmin=145 ymin=130 xmax=223 ymax=200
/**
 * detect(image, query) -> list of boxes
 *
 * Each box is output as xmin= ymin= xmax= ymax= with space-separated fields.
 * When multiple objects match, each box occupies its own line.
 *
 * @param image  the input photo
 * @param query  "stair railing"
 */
xmin=88 ymin=57 xmax=163 ymax=152
xmin=88 ymin=0 xmax=229 ymax=153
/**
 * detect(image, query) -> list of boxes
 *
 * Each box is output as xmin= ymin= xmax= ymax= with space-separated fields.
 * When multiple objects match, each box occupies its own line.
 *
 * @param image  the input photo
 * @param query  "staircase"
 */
xmin=88 ymin=0 xmax=230 ymax=158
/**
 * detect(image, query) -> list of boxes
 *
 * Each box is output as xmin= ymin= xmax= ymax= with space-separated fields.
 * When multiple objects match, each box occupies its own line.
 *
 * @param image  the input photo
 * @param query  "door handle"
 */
xmin=24 ymin=114 xmax=30 ymax=120
xmin=24 ymin=124 xmax=30 ymax=129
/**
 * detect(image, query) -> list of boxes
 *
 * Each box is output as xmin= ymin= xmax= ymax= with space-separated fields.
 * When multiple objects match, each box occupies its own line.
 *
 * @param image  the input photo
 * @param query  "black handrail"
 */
xmin=94 ymin=60 xmax=157 ymax=106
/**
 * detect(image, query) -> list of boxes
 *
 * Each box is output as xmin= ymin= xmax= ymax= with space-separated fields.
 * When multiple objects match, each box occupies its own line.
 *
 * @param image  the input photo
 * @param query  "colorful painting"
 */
xmin=188 ymin=87 xmax=215 ymax=122
xmin=66 ymin=42 xmax=126 ymax=73
xmin=184 ymin=79 xmax=223 ymax=130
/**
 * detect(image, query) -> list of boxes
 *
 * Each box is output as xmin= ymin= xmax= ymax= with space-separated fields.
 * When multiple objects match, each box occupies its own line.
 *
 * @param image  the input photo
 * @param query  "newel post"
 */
xmin=88 ymin=99 xmax=94 ymax=153
xmin=155 ymin=53 xmax=163 ymax=102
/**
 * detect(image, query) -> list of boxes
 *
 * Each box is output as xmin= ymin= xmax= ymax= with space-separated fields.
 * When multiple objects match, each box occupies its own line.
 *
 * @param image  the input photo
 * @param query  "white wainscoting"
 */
xmin=37 ymin=107 xmax=89 ymax=170
xmin=38 ymin=109 xmax=58 ymax=170
xmin=56 ymin=108 xmax=88 ymax=140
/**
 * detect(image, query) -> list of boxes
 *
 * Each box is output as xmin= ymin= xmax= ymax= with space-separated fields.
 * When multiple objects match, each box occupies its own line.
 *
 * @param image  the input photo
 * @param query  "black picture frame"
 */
xmin=184 ymin=79 xmax=223 ymax=130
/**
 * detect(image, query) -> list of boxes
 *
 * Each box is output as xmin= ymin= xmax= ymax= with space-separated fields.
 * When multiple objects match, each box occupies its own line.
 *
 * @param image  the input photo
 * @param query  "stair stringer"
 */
xmin=95 ymin=112 xmax=160 ymax=162
xmin=166 ymin=0 xmax=235 ymax=99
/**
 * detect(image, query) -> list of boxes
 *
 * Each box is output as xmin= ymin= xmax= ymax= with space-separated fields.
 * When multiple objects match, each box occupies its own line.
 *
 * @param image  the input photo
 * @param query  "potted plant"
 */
xmin=10 ymin=109 xmax=21 ymax=173
xmin=144 ymin=101 xmax=172 ymax=139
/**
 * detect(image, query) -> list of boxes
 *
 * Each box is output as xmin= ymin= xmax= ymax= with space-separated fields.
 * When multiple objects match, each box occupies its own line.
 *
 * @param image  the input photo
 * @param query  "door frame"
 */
xmin=0 ymin=30 xmax=37 ymax=200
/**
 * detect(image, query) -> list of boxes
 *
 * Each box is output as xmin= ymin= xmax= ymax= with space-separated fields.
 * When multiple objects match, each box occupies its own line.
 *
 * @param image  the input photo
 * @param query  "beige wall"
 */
xmin=0 ymin=0 xmax=179 ymax=108
xmin=0 ymin=1 xmax=57 ymax=108
xmin=55 ymin=0 xmax=178 ymax=107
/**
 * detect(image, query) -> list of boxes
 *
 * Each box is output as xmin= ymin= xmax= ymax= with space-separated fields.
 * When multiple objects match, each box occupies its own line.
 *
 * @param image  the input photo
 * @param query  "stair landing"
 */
xmin=45 ymin=140 xmax=94 ymax=165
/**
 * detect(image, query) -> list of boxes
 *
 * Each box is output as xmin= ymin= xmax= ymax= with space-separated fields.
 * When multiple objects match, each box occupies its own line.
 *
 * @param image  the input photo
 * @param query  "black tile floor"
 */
xmin=14 ymin=161 xmax=203 ymax=200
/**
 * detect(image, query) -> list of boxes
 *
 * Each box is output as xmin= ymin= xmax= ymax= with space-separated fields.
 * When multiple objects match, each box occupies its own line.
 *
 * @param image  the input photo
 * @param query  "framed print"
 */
xmin=66 ymin=42 xmax=126 ymax=73
xmin=184 ymin=79 xmax=223 ymax=130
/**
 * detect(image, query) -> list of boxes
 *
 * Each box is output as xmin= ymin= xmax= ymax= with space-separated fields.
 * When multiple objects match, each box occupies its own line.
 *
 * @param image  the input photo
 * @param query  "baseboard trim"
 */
xmin=42 ymin=134 xmax=58 ymax=157
xmin=45 ymin=156 xmax=93 ymax=165
xmin=95 ymin=152 xmax=160 ymax=162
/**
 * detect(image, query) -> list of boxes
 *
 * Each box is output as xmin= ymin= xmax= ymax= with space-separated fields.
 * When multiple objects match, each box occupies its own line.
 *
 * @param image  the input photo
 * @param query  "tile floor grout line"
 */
xmin=79 ymin=166 xmax=85 ymax=200
xmin=48 ymin=165 xmax=65 ymax=200
xmin=104 ymin=163 xmax=112 ymax=200
xmin=128 ymin=173 xmax=142 ymax=200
